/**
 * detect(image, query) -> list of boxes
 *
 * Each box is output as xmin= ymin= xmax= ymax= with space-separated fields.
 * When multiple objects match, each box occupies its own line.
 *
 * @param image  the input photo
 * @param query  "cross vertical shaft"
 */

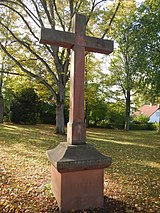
xmin=67 ymin=14 xmax=86 ymax=145
xmin=40 ymin=13 xmax=113 ymax=145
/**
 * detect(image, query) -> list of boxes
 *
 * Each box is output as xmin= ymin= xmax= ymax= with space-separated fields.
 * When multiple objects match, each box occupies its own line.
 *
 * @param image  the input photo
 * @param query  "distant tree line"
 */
xmin=3 ymin=87 xmax=156 ymax=131
xmin=4 ymin=87 xmax=70 ymax=126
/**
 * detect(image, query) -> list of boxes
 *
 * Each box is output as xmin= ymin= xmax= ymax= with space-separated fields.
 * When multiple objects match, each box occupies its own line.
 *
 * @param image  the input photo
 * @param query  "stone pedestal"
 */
xmin=47 ymin=143 xmax=112 ymax=212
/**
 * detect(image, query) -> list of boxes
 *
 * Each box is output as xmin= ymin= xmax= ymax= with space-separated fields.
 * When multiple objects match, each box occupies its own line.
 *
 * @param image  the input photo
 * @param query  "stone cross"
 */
xmin=40 ymin=14 xmax=113 ymax=212
xmin=40 ymin=14 xmax=113 ymax=145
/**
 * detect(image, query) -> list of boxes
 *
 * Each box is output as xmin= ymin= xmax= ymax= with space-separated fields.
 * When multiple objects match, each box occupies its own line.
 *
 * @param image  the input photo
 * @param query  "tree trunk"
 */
xmin=0 ymin=94 xmax=4 ymax=123
xmin=55 ymin=101 xmax=65 ymax=134
xmin=124 ymin=90 xmax=130 ymax=131
xmin=55 ymin=82 xmax=66 ymax=134
xmin=85 ymin=66 xmax=89 ymax=128
xmin=0 ymin=70 xmax=3 ymax=123
xmin=85 ymin=99 xmax=89 ymax=128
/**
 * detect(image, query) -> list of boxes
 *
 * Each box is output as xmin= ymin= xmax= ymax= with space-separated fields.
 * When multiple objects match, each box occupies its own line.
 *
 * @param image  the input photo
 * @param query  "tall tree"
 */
xmin=0 ymin=0 xmax=118 ymax=133
xmin=0 ymin=5 xmax=14 ymax=123
xmin=107 ymin=0 xmax=160 ymax=130
xmin=84 ymin=53 xmax=107 ymax=127
xmin=108 ymin=0 xmax=137 ymax=131
xmin=0 ymin=63 xmax=4 ymax=123
xmin=131 ymin=0 xmax=160 ymax=104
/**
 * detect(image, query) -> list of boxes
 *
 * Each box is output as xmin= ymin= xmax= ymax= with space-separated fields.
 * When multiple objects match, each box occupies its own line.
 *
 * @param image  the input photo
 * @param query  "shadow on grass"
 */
xmin=99 ymin=196 xmax=138 ymax=213
xmin=0 ymin=123 xmax=63 ymax=151
xmin=53 ymin=196 xmax=139 ymax=213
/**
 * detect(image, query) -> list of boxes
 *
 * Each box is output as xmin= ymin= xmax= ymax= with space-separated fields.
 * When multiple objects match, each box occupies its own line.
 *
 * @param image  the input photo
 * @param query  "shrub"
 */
xmin=10 ymin=88 xmax=38 ymax=125
xmin=132 ymin=114 xmax=149 ymax=124
xmin=130 ymin=114 xmax=156 ymax=130
xmin=130 ymin=123 xmax=156 ymax=130
xmin=37 ymin=102 xmax=56 ymax=124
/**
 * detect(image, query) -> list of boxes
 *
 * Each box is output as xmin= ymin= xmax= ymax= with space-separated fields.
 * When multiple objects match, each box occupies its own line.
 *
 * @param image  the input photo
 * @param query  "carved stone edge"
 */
xmin=46 ymin=142 xmax=112 ymax=172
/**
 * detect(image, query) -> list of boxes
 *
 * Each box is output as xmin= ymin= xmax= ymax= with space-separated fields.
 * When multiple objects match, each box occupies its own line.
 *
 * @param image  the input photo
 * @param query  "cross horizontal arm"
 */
xmin=40 ymin=28 xmax=114 ymax=54
xmin=85 ymin=36 xmax=114 ymax=54
xmin=40 ymin=28 xmax=75 ymax=48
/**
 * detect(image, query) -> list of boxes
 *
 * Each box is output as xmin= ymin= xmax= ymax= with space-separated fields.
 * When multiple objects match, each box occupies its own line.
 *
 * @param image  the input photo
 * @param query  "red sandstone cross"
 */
xmin=40 ymin=14 xmax=113 ymax=145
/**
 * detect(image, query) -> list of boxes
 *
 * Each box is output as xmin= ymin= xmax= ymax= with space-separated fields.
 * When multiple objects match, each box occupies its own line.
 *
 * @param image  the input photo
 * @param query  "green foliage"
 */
xmin=130 ymin=113 xmax=159 ymax=130
xmin=106 ymin=0 xmax=160 ymax=129
xmin=10 ymin=87 xmax=58 ymax=125
xmin=108 ymin=105 xmax=125 ymax=129
xmin=130 ymin=115 xmax=156 ymax=130
xmin=130 ymin=123 xmax=156 ymax=130
xmin=87 ymin=99 xmax=126 ymax=129
xmin=0 ymin=94 xmax=4 ymax=123
xmin=132 ymin=114 xmax=149 ymax=124
xmin=10 ymin=88 xmax=38 ymax=124
xmin=130 ymin=0 xmax=160 ymax=103
xmin=37 ymin=102 xmax=56 ymax=124
xmin=89 ymin=98 xmax=108 ymax=126
xmin=107 ymin=1 xmax=137 ymax=130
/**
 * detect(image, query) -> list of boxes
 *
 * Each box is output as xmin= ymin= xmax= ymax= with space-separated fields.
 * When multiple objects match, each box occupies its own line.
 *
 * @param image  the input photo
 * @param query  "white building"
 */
xmin=134 ymin=104 xmax=160 ymax=123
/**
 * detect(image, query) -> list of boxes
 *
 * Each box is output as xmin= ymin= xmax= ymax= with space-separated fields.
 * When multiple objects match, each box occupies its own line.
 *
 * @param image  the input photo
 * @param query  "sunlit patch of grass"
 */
xmin=0 ymin=124 xmax=160 ymax=212
xmin=87 ymin=136 xmax=157 ymax=148
xmin=134 ymin=160 xmax=160 ymax=169
xmin=0 ymin=123 xmax=63 ymax=212
xmin=86 ymin=128 xmax=160 ymax=212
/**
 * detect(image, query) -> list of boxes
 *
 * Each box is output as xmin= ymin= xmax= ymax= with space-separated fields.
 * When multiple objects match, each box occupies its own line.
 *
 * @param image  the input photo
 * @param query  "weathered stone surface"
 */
xmin=46 ymin=142 xmax=112 ymax=172
xmin=67 ymin=121 xmax=86 ymax=145
xmin=51 ymin=166 xmax=104 ymax=212
xmin=40 ymin=28 xmax=74 ymax=48
xmin=40 ymin=28 xmax=113 ymax=54
xmin=85 ymin=36 xmax=113 ymax=54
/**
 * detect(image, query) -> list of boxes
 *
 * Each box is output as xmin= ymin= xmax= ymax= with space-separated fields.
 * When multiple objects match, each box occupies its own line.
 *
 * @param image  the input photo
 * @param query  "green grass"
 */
xmin=87 ymin=128 xmax=160 ymax=212
xmin=0 ymin=124 xmax=160 ymax=212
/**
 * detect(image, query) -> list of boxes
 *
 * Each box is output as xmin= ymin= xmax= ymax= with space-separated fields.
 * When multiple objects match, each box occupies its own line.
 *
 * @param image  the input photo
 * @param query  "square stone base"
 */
xmin=51 ymin=165 xmax=104 ymax=212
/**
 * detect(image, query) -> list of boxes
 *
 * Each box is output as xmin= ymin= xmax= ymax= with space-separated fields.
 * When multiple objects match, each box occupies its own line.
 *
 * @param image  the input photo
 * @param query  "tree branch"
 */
xmin=120 ymin=83 xmax=127 ymax=100
xmin=40 ymin=0 xmax=55 ymax=28
xmin=86 ymin=0 xmax=96 ymax=25
xmin=30 ymin=0 xmax=45 ymax=27
xmin=0 ymin=3 xmax=39 ymax=40
xmin=1 ymin=0 xmax=41 ymax=27
xmin=0 ymin=20 xmax=58 ymax=84
xmin=102 ymin=1 xmax=121 ymax=38
xmin=69 ymin=0 xmax=73 ymax=18
xmin=19 ymin=0 xmax=41 ymax=27
xmin=0 ymin=71 xmax=25 ymax=76
xmin=48 ymin=0 xmax=55 ymax=28
xmin=53 ymin=0 xmax=65 ymax=31
xmin=86 ymin=0 xmax=109 ymax=25
xmin=62 ymin=50 xmax=70 ymax=85
xmin=0 ymin=42 xmax=57 ymax=99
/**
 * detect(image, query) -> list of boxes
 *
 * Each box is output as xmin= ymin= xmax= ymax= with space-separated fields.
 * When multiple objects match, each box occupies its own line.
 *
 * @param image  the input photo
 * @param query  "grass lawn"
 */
xmin=0 ymin=123 xmax=159 ymax=212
